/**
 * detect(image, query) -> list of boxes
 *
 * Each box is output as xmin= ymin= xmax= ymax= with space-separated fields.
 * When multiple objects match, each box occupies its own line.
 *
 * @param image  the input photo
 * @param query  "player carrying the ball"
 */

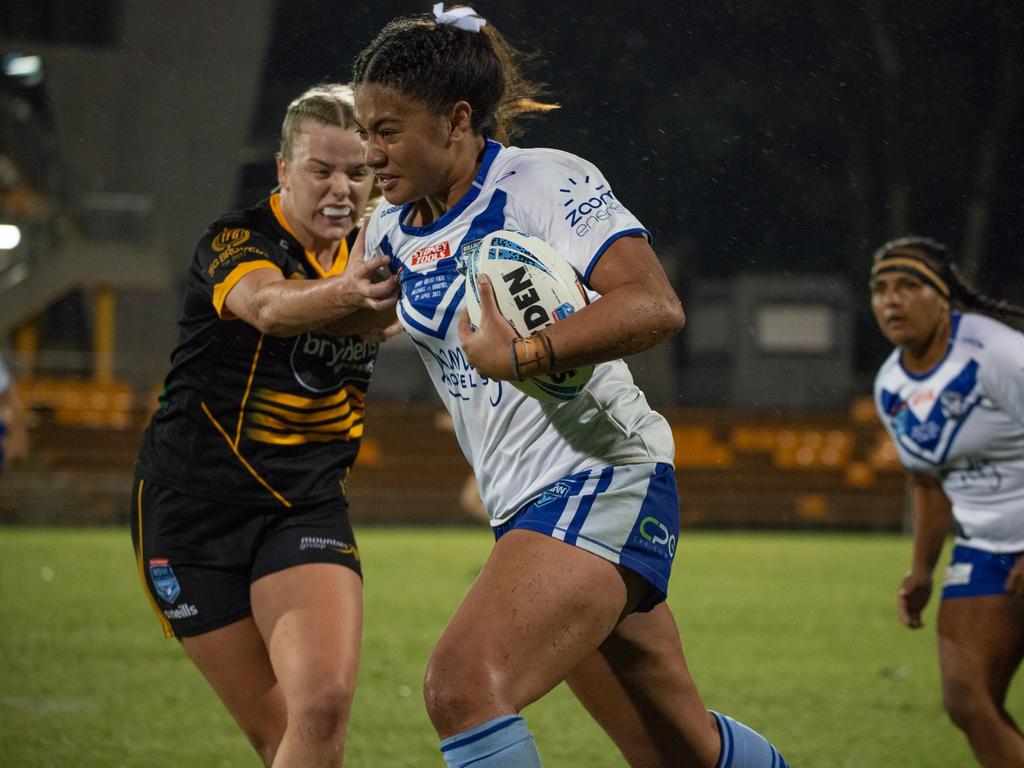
xmin=354 ymin=5 xmax=789 ymax=767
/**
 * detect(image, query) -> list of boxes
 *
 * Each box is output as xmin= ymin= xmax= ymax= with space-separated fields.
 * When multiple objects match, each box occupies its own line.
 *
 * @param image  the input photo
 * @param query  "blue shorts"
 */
xmin=942 ymin=544 xmax=1024 ymax=599
xmin=493 ymin=462 xmax=679 ymax=612
xmin=0 ymin=422 xmax=6 ymax=475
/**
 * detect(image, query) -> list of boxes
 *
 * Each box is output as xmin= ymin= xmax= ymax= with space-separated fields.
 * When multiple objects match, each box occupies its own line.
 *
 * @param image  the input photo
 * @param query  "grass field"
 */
xmin=0 ymin=526 xmax=1013 ymax=767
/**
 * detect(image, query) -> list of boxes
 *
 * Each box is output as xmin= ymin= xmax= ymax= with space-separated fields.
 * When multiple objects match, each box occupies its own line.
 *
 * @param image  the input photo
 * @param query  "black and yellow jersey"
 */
xmin=136 ymin=195 xmax=378 ymax=507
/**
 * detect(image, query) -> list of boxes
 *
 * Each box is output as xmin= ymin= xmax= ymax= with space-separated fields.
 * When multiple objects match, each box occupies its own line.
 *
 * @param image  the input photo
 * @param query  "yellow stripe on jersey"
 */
xmin=201 ymin=401 xmax=292 ymax=507
xmin=244 ymin=425 xmax=365 ymax=445
xmin=249 ymin=385 xmax=357 ymax=411
xmin=212 ymin=260 xmax=282 ymax=318
xmin=244 ymin=385 xmax=366 ymax=444
xmin=133 ymin=479 xmax=174 ymax=638
xmin=236 ymin=335 xmax=265 ymax=446
xmin=246 ymin=413 xmax=360 ymax=437
xmin=247 ymin=401 xmax=355 ymax=427
xmin=269 ymin=192 xmax=349 ymax=277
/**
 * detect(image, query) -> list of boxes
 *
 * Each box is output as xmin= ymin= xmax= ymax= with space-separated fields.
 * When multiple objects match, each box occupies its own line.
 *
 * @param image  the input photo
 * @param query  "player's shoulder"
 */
xmin=199 ymin=201 xmax=279 ymax=253
xmin=492 ymin=145 xmax=602 ymax=188
xmin=956 ymin=311 xmax=1024 ymax=351
xmin=873 ymin=347 xmax=902 ymax=391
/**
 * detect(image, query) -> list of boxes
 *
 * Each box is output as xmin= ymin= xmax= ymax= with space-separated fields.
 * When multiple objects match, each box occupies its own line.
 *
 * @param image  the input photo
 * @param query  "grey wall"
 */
xmin=3 ymin=0 xmax=274 ymax=272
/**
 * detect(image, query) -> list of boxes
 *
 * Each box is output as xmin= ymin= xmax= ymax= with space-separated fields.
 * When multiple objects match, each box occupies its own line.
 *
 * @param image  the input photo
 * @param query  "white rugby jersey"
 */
xmin=365 ymin=139 xmax=675 ymax=524
xmin=874 ymin=312 xmax=1024 ymax=552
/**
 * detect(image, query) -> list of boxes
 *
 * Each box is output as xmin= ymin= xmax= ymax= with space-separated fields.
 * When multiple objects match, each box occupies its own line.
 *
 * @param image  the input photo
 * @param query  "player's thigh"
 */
xmin=251 ymin=562 xmax=363 ymax=703
xmin=249 ymin=498 xmax=364 ymax=700
xmin=938 ymin=594 xmax=1024 ymax=700
xmin=181 ymin=616 xmax=285 ymax=740
xmin=431 ymin=528 xmax=643 ymax=710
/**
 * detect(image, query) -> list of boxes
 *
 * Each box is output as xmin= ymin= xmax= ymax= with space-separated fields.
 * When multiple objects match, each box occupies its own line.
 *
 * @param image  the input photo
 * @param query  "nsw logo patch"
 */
xmin=148 ymin=558 xmax=181 ymax=604
xmin=536 ymin=481 xmax=573 ymax=507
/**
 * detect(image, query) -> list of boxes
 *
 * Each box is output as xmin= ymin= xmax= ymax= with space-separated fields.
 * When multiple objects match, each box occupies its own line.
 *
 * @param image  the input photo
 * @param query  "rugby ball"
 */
xmin=464 ymin=229 xmax=594 ymax=402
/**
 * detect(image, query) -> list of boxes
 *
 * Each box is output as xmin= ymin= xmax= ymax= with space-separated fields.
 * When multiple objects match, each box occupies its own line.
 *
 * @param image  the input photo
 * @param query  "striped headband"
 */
xmin=871 ymin=249 xmax=951 ymax=300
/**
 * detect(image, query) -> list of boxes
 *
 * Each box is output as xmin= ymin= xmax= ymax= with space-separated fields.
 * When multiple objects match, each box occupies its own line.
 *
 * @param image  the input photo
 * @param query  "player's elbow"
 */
xmin=653 ymin=293 xmax=685 ymax=340
xmin=248 ymin=293 xmax=297 ymax=337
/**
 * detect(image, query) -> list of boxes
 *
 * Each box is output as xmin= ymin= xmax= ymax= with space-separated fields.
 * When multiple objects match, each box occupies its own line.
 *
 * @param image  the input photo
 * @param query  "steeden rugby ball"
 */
xmin=464 ymin=229 xmax=594 ymax=402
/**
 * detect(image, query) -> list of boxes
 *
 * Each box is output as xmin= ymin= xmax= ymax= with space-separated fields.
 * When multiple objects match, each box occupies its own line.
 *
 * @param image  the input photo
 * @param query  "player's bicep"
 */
xmin=219 ymin=262 xmax=285 ymax=322
xmin=587 ymin=235 xmax=684 ymax=328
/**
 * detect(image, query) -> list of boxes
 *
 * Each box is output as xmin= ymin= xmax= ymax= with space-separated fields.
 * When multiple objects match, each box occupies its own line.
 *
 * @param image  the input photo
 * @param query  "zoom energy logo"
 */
xmin=559 ymin=175 xmax=625 ymax=237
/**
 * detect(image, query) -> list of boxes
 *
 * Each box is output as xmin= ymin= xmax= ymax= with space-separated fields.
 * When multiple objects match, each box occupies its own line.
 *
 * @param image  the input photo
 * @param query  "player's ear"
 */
xmin=448 ymin=101 xmax=474 ymax=141
xmin=275 ymin=152 xmax=288 ymax=190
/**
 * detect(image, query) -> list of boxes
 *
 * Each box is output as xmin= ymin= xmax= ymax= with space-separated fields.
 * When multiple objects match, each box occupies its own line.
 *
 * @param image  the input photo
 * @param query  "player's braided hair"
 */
xmin=873 ymin=236 xmax=1024 ymax=328
xmin=351 ymin=7 xmax=558 ymax=143
xmin=279 ymin=83 xmax=359 ymax=160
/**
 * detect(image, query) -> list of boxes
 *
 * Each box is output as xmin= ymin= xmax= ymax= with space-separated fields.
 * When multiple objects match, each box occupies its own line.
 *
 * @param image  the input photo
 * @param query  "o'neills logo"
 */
xmin=163 ymin=603 xmax=199 ymax=619
xmin=411 ymin=241 xmax=451 ymax=266
xmin=211 ymin=227 xmax=251 ymax=252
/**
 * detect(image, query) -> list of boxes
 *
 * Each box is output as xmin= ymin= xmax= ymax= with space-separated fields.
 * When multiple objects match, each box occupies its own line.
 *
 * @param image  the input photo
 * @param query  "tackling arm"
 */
xmin=223 ymin=253 xmax=398 ymax=337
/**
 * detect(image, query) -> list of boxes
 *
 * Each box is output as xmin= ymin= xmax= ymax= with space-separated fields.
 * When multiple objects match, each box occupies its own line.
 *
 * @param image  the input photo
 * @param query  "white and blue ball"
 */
xmin=464 ymin=229 xmax=594 ymax=402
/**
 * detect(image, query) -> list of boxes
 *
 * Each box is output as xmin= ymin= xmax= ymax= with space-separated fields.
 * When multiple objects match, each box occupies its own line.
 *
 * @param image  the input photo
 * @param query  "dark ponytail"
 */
xmin=352 ymin=7 xmax=558 ymax=143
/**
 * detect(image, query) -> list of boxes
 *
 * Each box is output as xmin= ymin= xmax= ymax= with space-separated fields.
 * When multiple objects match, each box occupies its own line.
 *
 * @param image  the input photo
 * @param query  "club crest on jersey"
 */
xmin=535 ymin=481 xmax=573 ymax=507
xmin=456 ymin=238 xmax=482 ymax=276
xmin=148 ymin=558 xmax=181 ymax=604
xmin=940 ymin=390 xmax=968 ymax=420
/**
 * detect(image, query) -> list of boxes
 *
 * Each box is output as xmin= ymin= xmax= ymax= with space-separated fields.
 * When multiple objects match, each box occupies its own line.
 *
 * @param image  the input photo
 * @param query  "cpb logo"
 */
xmin=212 ymin=227 xmax=250 ymax=252
xmin=640 ymin=516 xmax=676 ymax=557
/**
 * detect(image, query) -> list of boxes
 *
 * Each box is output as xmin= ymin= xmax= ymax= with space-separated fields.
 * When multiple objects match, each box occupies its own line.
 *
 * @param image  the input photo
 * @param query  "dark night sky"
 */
xmin=253 ymin=1 xmax=1023 ymax=283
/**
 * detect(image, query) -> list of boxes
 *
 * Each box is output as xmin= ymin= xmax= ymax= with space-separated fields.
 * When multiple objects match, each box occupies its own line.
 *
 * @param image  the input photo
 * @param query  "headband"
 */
xmin=432 ymin=3 xmax=487 ymax=32
xmin=871 ymin=249 xmax=951 ymax=300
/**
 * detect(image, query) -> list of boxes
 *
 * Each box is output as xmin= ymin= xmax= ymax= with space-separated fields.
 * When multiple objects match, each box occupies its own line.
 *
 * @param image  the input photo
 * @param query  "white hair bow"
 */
xmin=432 ymin=3 xmax=487 ymax=32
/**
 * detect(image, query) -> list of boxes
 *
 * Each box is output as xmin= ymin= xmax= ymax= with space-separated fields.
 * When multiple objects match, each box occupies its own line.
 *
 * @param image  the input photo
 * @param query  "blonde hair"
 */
xmin=278 ymin=83 xmax=380 ymax=217
xmin=279 ymin=83 xmax=359 ymax=161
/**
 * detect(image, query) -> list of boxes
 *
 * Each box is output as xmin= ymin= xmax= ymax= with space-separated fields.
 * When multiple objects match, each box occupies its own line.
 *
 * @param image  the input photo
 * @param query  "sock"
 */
xmin=440 ymin=715 xmax=542 ymax=767
xmin=711 ymin=711 xmax=789 ymax=768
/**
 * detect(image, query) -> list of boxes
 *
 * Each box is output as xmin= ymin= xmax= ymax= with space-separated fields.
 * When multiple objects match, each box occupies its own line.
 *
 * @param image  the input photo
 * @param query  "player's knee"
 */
xmin=941 ymin=675 xmax=990 ymax=732
xmin=424 ymin=645 xmax=504 ymax=733
xmin=290 ymin=679 xmax=355 ymax=740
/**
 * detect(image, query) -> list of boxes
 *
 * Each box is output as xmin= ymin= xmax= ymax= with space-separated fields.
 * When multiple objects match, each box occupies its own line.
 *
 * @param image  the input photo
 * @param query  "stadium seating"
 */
xmin=0 ymin=386 xmax=908 ymax=529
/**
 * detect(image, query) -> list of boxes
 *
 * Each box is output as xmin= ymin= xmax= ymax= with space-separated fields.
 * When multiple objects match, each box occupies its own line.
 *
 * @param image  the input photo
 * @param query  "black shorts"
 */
xmin=130 ymin=476 xmax=362 ymax=638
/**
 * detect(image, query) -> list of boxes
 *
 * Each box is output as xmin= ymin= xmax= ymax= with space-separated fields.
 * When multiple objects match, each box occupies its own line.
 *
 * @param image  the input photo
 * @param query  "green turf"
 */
xmin=0 ymin=527 xmax=1014 ymax=766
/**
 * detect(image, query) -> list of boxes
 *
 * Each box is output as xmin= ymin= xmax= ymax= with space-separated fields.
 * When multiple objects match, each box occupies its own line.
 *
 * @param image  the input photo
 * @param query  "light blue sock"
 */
xmin=712 ymin=711 xmax=789 ymax=768
xmin=440 ymin=715 xmax=542 ymax=767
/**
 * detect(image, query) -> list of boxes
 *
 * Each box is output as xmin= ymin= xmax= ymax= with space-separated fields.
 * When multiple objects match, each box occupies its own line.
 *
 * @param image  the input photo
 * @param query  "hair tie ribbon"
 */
xmin=432 ymin=3 xmax=487 ymax=32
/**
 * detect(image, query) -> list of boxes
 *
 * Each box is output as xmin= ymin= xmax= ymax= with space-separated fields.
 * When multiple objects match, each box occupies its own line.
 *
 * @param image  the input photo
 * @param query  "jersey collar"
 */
xmin=898 ymin=310 xmax=962 ymax=381
xmin=398 ymin=138 xmax=503 ymax=237
xmin=268 ymin=193 xmax=348 ymax=278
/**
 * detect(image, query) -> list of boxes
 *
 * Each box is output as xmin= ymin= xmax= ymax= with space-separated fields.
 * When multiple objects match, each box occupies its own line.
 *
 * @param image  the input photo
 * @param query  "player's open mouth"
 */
xmin=321 ymin=205 xmax=352 ymax=220
xmin=375 ymin=174 xmax=399 ymax=191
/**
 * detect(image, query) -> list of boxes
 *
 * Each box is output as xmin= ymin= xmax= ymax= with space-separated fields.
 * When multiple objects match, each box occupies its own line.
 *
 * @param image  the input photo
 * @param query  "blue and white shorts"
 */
xmin=493 ymin=462 xmax=679 ymax=612
xmin=942 ymin=544 xmax=1024 ymax=600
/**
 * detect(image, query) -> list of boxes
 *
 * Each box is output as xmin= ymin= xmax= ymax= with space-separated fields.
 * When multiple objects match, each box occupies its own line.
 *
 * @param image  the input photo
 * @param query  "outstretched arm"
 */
xmin=223 ymin=252 xmax=399 ymax=337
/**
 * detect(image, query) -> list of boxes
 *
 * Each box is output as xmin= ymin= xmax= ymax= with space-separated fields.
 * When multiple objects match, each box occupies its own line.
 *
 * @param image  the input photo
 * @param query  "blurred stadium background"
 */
xmin=0 ymin=0 xmax=1021 ymax=530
